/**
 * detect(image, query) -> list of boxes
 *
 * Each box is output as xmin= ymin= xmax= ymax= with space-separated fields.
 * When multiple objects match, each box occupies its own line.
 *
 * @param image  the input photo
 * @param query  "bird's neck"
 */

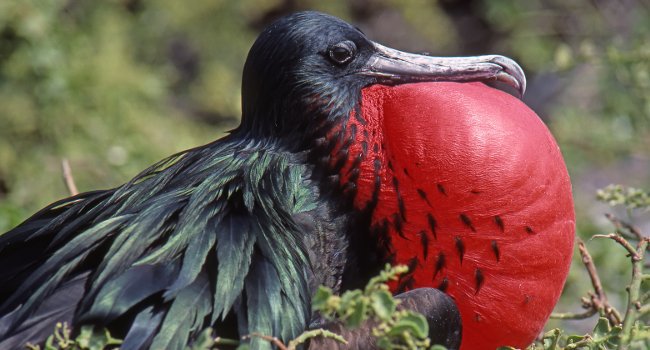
xmin=308 ymin=85 xmax=401 ymax=288
xmin=315 ymin=85 xmax=396 ymax=210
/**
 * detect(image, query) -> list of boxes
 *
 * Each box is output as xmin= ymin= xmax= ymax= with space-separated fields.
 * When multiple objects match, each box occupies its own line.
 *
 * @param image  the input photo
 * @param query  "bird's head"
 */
xmin=239 ymin=11 xmax=525 ymax=144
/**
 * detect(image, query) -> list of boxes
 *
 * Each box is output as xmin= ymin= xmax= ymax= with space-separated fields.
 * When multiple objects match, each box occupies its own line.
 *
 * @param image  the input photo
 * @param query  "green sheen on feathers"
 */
xmin=0 ymin=136 xmax=320 ymax=350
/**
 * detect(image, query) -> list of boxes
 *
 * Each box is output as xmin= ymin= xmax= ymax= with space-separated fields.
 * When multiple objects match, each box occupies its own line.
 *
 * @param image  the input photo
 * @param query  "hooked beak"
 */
xmin=361 ymin=43 xmax=527 ymax=97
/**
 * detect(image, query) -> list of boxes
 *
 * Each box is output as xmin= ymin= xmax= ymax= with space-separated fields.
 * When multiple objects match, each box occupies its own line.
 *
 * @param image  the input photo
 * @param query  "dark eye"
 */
xmin=328 ymin=40 xmax=357 ymax=65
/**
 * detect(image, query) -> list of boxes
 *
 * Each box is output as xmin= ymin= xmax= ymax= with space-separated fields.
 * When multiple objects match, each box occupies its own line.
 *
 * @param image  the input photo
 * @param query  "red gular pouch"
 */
xmin=345 ymin=82 xmax=575 ymax=350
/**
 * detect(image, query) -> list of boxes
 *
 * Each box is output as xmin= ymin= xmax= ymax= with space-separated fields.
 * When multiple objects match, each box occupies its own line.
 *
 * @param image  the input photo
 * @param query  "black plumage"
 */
xmin=0 ymin=142 xmax=337 ymax=350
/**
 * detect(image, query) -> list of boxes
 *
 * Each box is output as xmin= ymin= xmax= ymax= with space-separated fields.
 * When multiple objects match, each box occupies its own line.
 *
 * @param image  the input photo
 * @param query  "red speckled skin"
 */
xmin=342 ymin=82 xmax=575 ymax=349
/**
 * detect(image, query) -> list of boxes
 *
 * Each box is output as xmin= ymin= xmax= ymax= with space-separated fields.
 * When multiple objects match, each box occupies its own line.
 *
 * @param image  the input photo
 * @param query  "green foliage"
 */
xmin=482 ymin=0 xmax=650 ymax=167
xmin=313 ymin=264 xmax=440 ymax=350
xmin=182 ymin=327 xmax=346 ymax=350
xmin=596 ymin=185 xmax=650 ymax=211
xmin=0 ymin=0 xmax=235 ymax=232
xmin=26 ymin=323 xmax=121 ymax=350
xmin=181 ymin=328 xmax=243 ymax=350
xmin=285 ymin=329 xmax=348 ymax=350
xmin=506 ymin=317 xmax=649 ymax=350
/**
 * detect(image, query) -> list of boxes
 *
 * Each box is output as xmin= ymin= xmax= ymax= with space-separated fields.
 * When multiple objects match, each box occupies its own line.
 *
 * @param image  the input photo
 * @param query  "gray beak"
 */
xmin=361 ymin=42 xmax=527 ymax=97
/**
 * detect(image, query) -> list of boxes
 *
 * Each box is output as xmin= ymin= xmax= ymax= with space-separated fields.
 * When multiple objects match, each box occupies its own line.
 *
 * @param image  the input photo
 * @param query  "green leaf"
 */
xmin=430 ymin=345 xmax=448 ymax=350
xmin=339 ymin=290 xmax=363 ymax=320
xmin=388 ymin=313 xmax=429 ymax=339
xmin=605 ymin=326 xmax=622 ymax=346
xmin=347 ymin=298 xmax=368 ymax=327
xmin=566 ymin=334 xmax=587 ymax=344
xmin=312 ymin=286 xmax=334 ymax=312
xmin=74 ymin=325 xmax=122 ymax=350
xmin=630 ymin=322 xmax=650 ymax=341
xmin=43 ymin=335 xmax=57 ymax=350
xmin=340 ymin=290 xmax=363 ymax=308
xmin=542 ymin=328 xmax=562 ymax=350
xmin=370 ymin=289 xmax=397 ymax=322
xmin=376 ymin=337 xmax=392 ymax=349
xmin=592 ymin=317 xmax=611 ymax=340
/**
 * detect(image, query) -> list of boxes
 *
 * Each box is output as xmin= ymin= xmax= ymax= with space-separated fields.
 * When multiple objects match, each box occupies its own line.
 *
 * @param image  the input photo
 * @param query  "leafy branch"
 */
xmin=312 ymin=264 xmax=443 ymax=350
xmin=25 ymin=323 xmax=122 ymax=350
xmin=519 ymin=185 xmax=650 ymax=350
xmin=597 ymin=185 xmax=650 ymax=212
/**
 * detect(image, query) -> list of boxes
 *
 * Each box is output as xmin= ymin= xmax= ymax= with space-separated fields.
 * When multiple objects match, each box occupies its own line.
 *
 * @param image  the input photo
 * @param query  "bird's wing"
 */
xmin=0 ymin=140 xmax=315 ymax=350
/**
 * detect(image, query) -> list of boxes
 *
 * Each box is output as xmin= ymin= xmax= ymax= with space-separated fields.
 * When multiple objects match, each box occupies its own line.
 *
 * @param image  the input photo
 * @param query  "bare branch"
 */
xmin=550 ymin=239 xmax=622 ymax=324
xmin=604 ymin=213 xmax=645 ymax=242
xmin=593 ymin=233 xmax=638 ymax=259
xmin=550 ymin=308 xmax=597 ymax=320
xmin=213 ymin=337 xmax=240 ymax=346
xmin=578 ymin=240 xmax=606 ymax=303
xmin=61 ymin=159 xmax=79 ymax=196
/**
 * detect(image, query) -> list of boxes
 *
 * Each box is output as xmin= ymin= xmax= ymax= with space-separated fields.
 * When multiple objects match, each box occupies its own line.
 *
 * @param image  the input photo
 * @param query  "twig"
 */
xmin=61 ymin=159 xmax=79 ymax=196
xmin=578 ymin=240 xmax=607 ymax=305
xmin=288 ymin=329 xmax=347 ymax=350
xmin=551 ymin=239 xmax=622 ymax=324
xmin=243 ymin=333 xmax=288 ymax=350
xmin=577 ymin=239 xmax=623 ymax=324
xmin=214 ymin=337 xmax=240 ymax=346
xmin=605 ymin=213 xmax=645 ymax=242
xmin=593 ymin=233 xmax=637 ymax=258
xmin=550 ymin=308 xmax=597 ymax=320
xmin=619 ymin=237 xmax=648 ymax=348
xmin=638 ymin=303 xmax=650 ymax=317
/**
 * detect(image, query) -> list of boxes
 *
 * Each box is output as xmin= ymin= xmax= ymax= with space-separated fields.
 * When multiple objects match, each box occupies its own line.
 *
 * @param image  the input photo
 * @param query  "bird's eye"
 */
xmin=328 ymin=40 xmax=356 ymax=65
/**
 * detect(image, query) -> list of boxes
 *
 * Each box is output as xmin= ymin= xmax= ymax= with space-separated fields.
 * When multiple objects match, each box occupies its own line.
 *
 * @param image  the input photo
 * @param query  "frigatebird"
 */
xmin=0 ymin=11 xmax=542 ymax=350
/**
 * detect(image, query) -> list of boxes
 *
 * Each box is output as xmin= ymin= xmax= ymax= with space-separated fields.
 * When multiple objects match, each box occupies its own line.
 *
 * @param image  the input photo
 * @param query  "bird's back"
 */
xmin=0 ymin=136 xmax=345 ymax=350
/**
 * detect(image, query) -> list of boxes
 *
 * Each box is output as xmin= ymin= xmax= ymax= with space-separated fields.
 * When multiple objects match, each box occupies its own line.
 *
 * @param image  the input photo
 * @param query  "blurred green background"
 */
xmin=0 ymin=0 xmax=648 ymax=339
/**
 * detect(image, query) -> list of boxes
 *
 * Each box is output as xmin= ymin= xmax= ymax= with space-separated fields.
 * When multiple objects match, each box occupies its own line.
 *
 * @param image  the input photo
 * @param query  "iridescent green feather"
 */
xmin=0 ymin=136 xmax=316 ymax=350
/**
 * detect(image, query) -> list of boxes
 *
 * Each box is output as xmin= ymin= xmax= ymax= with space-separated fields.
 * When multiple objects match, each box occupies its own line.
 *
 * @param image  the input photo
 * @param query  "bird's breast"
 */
xmin=334 ymin=82 xmax=575 ymax=350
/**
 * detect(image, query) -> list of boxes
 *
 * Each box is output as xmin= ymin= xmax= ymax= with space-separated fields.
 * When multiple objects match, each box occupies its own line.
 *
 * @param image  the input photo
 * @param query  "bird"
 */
xmin=0 ymin=10 xmax=570 ymax=350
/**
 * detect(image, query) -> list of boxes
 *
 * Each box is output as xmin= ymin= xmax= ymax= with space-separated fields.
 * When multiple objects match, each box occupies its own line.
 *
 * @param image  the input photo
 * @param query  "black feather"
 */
xmin=83 ymin=264 xmax=179 ymax=324
xmin=0 ymin=137 xmax=322 ymax=350
xmin=121 ymin=307 xmax=164 ymax=350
